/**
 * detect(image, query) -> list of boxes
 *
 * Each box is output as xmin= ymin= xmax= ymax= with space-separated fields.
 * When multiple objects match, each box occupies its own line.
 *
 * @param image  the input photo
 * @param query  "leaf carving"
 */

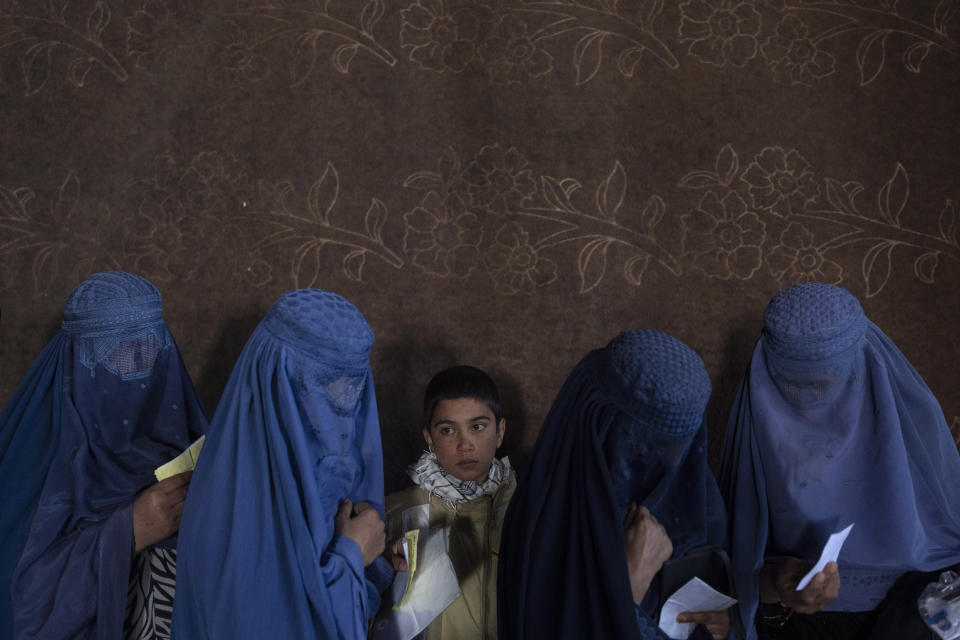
xmin=308 ymin=163 xmax=339 ymax=225
xmin=68 ymin=57 xmax=94 ymax=87
xmin=903 ymin=41 xmax=931 ymax=73
xmin=363 ymin=198 xmax=387 ymax=243
xmin=87 ymin=0 xmax=110 ymax=43
xmin=290 ymin=32 xmax=320 ymax=86
xmin=939 ymin=199 xmax=956 ymax=244
xmin=343 ymin=249 xmax=366 ymax=281
xmin=639 ymin=195 xmax=665 ymax=234
xmin=623 ymin=253 xmax=650 ymax=286
xmin=360 ymin=0 xmax=386 ymax=35
xmin=913 ymin=251 xmax=939 ymax=284
xmin=876 ymin=163 xmax=908 ymax=227
xmin=596 ymin=161 xmax=626 ymax=221
xmin=678 ymin=171 xmax=721 ymax=189
xmin=54 ymin=169 xmax=79 ymax=222
xmin=862 ymin=240 xmax=897 ymax=298
xmin=403 ymin=172 xmax=442 ymax=190
xmin=332 ymin=44 xmax=359 ymax=74
xmin=856 ymin=29 xmax=891 ymax=86
xmin=577 ymin=236 xmax=613 ymax=293
xmin=32 ymin=243 xmax=59 ymax=295
xmin=934 ymin=0 xmax=959 ymax=34
xmin=825 ymin=178 xmax=864 ymax=216
xmin=293 ymin=240 xmax=324 ymax=288
xmin=542 ymin=176 xmax=579 ymax=213
xmin=715 ymin=144 xmax=738 ymax=186
xmin=0 ymin=186 xmax=34 ymax=221
xmin=639 ymin=0 xmax=665 ymax=24
xmin=574 ymin=31 xmax=607 ymax=86
xmin=617 ymin=47 xmax=643 ymax=77
xmin=23 ymin=42 xmax=56 ymax=96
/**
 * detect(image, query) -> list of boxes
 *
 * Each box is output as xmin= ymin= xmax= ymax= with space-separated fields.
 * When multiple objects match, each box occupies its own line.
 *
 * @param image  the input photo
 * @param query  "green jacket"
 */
xmin=385 ymin=470 xmax=517 ymax=640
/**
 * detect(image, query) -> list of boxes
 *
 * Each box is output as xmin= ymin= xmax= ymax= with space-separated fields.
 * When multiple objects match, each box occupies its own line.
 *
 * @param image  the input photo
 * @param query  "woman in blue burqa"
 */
xmin=720 ymin=283 xmax=960 ymax=639
xmin=499 ymin=330 xmax=733 ymax=639
xmin=171 ymin=289 xmax=392 ymax=639
xmin=0 ymin=271 xmax=208 ymax=639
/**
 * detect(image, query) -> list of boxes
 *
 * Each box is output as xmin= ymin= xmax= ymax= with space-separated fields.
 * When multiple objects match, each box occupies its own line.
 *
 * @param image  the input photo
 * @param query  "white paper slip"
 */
xmin=796 ymin=523 xmax=854 ymax=591
xmin=658 ymin=577 xmax=737 ymax=640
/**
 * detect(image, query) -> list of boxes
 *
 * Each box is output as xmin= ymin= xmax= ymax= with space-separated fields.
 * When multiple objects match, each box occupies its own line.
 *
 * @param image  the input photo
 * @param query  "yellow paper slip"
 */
xmin=154 ymin=435 xmax=205 ymax=481
xmin=395 ymin=529 xmax=420 ymax=609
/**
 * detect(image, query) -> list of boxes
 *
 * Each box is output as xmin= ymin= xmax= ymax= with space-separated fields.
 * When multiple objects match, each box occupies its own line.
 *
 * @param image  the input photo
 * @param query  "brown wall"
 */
xmin=1 ymin=0 xmax=959 ymax=492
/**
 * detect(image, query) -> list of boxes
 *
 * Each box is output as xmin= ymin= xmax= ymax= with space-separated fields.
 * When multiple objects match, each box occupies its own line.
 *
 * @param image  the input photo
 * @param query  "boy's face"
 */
xmin=423 ymin=397 xmax=506 ymax=484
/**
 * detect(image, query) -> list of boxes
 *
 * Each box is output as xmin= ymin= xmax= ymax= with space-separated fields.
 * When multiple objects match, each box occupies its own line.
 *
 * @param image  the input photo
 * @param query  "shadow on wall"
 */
xmin=374 ymin=335 xmax=458 ymax=495
xmin=704 ymin=315 xmax=760 ymax=472
xmin=194 ymin=311 xmax=265 ymax=418
xmin=486 ymin=366 xmax=529 ymax=480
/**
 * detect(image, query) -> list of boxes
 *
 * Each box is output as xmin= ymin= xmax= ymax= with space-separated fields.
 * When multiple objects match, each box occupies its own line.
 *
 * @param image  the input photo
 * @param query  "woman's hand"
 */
xmin=624 ymin=503 xmax=673 ymax=605
xmin=132 ymin=471 xmax=191 ymax=552
xmin=677 ymin=610 xmax=730 ymax=639
xmin=774 ymin=557 xmax=840 ymax=614
xmin=383 ymin=535 xmax=408 ymax=572
xmin=335 ymin=500 xmax=385 ymax=566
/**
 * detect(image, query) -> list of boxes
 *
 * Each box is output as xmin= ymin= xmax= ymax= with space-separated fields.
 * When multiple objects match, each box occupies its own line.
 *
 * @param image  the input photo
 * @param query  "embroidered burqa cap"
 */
xmin=172 ymin=289 xmax=386 ymax=640
xmin=499 ymin=330 xmax=726 ymax=639
xmin=2 ymin=272 xmax=207 ymax=639
xmin=721 ymin=283 xmax=960 ymax=639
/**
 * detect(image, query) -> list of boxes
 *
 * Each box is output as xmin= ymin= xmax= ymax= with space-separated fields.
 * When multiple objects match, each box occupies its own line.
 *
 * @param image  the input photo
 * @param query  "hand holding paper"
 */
xmin=774 ymin=523 xmax=852 ymax=614
xmin=796 ymin=523 xmax=854 ymax=591
xmin=155 ymin=435 xmax=205 ymax=481
xmin=658 ymin=577 xmax=736 ymax=640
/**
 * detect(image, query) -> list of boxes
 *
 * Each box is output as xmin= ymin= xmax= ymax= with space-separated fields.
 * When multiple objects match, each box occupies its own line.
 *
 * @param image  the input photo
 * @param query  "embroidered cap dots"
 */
xmin=601 ymin=329 xmax=711 ymax=437
xmin=763 ymin=282 xmax=867 ymax=361
xmin=263 ymin=289 xmax=374 ymax=368
xmin=61 ymin=271 xmax=163 ymax=332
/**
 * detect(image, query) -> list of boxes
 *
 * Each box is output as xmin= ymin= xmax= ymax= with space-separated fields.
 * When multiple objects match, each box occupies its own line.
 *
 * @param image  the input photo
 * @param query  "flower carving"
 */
xmin=463 ymin=144 xmax=537 ymax=213
xmin=485 ymin=221 xmax=556 ymax=295
xmin=122 ymin=196 xmax=204 ymax=281
xmin=479 ymin=15 xmax=553 ymax=84
xmin=400 ymin=0 xmax=492 ymax=72
xmin=766 ymin=222 xmax=842 ymax=285
xmin=681 ymin=191 xmax=765 ymax=279
xmin=210 ymin=24 xmax=271 ymax=87
xmin=679 ymin=0 xmax=761 ymax=67
xmin=126 ymin=0 xmax=177 ymax=72
xmin=742 ymin=147 xmax=820 ymax=216
xmin=761 ymin=15 xmax=836 ymax=85
xmin=178 ymin=152 xmax=248 ymax=217
xmin=404 ymin=192 xmax=483 ymax=277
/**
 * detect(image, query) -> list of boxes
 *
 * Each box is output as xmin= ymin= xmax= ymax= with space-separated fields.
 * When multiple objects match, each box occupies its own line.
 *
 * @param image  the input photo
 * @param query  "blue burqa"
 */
xmin=171 ymin=289 xmax=389 ymax=640
xmin=1 ymin=271 xmax=208 ymax=639
xmin=720 ymin=283 xmax=960 ymax=638
xmin=499 ymin=330 xmax=727 ymax=639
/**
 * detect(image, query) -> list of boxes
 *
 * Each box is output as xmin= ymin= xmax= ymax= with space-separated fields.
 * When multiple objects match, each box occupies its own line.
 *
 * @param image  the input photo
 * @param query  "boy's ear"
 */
xmin=496 ymin=418 xmax=506 ymax=448
xmin=422 ymin=427 xmax=434 ymax=451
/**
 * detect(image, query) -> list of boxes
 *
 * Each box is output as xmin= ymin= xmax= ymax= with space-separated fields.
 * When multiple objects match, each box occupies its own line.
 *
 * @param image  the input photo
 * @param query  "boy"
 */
xmin=383 ymin=365 xmax=515 ymax=640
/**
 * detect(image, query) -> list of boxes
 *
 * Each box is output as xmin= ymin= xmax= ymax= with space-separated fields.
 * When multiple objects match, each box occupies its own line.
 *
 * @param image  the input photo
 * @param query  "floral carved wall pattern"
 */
xmin=242 ymin=162 xmax=403 ymax=287
xmin=0 ymin=0 xmax=126 ymax=95
xmin=203 ymin=0 xmax=396 ymax=87
xmin=679 ymin=144 xmax=960 ymax=296
xmin=2 ymin=147 xmax=956 ymax=299
xmin=0 ymin=170 xmax=115 ymax=295
xmin=403 ymin=145 xmax=680 ymax=294
xmin=400 ymin=0 xmax=678 ymax=84
xmin=680 ymin=1 xmax=960 ymax=86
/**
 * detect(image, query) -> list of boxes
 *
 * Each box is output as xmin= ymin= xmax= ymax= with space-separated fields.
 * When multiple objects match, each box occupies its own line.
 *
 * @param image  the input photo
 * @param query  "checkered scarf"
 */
xmin=407 ymin=451 xmax=510 ymax=505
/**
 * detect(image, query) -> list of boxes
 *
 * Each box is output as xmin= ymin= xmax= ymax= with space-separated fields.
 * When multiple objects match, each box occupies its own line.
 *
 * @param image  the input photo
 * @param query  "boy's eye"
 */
xmin=440 ymin=427 xmax=455 ymax=436
xmin=471 ymin=423 xmax=487 ymax=431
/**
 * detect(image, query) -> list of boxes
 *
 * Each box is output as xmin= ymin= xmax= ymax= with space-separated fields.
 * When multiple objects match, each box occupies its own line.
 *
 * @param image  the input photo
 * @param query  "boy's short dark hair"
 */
xmin=423 ymin=365 xmax=502 ymax=427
